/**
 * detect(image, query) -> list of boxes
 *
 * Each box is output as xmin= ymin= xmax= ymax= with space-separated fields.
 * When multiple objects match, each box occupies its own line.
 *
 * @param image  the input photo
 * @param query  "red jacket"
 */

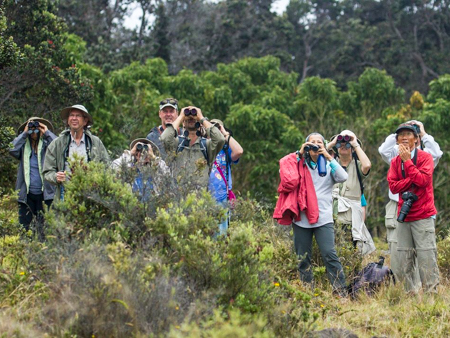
xmin=387 ymin=149 xmax=437 ymax=221
xmin=273 ymin=153 xmax=319 ymax=225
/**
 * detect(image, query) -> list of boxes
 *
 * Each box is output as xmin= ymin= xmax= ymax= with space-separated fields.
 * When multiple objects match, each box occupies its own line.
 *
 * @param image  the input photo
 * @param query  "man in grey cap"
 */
xmin=387 ymin=123 xmax=439 ymax=293
xmin=379 ymin=120 xmax=442 ymax=289
xmin=43 ymin=104 xmax=110 ymax=200
xmin=146 ymin=98 xmax=181 ymax=160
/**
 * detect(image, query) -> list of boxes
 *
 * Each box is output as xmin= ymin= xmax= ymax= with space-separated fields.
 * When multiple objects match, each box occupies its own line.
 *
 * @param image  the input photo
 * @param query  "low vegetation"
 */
xmin=1 ymin=161 xmax=450 ymax=337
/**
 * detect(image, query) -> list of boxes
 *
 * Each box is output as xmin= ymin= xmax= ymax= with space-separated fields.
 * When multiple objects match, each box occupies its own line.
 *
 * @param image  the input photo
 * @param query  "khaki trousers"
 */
xmin=397 ymin=217 xmax=439 ymax=293
xmin=385 ymin=200 xmax=421 ymax=288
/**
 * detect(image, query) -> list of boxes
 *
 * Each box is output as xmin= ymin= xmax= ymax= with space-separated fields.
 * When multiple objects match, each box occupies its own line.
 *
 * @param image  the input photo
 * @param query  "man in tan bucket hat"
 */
xmin=43 ymin=104 xmax=109 ymax=200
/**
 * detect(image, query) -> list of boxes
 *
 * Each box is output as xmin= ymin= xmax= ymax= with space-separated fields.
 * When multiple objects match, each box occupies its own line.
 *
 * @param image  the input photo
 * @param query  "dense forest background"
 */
xmin=1 ymin=0 xmax=450 ymax=234
xmin=2 ymin=1 xmax=450 ymax=336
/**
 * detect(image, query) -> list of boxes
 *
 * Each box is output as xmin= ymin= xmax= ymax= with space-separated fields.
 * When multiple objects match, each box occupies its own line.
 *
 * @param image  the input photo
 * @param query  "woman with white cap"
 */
xmin=327 ymin=130 xmax=375 ymax=255
xmin=9 ymin=117 xmax=57 ymax=231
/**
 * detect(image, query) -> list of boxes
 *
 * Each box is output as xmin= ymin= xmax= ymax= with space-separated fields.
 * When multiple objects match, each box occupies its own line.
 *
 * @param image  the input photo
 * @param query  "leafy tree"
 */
xmin=0 ymin=1 xmax=21 ymax=69
xmin=0 ymin=0 xmax=93 ymax=129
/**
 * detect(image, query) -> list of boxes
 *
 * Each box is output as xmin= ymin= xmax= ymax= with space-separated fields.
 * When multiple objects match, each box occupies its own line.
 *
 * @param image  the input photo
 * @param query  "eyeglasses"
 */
xmin=397 ymin=131 xmax=414 ymax=137
xmin=160 ymin=98 xmax=178 ymax=106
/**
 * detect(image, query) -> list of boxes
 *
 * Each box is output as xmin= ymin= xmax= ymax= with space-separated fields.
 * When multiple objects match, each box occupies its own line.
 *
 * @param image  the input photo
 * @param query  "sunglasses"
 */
xmin=160 ymin=98 xmax=178 ymax=106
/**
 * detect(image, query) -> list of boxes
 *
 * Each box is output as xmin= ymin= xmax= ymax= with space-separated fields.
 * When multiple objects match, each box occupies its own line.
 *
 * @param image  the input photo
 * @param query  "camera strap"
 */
xmin=353 ymin=153 xmax=364 ymax=195
xmin=401 ymin=149 xmax=418 ymax=179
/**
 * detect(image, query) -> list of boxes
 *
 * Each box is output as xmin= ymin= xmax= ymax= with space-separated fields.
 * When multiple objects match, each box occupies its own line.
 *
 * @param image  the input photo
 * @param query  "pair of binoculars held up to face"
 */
xmin=28 ymin=121 xmax=40 ymax=134
xmin=336 ymin=134 xmax=352 ymax=149
xmin=184 ymin=108 xmax=197 ymax=117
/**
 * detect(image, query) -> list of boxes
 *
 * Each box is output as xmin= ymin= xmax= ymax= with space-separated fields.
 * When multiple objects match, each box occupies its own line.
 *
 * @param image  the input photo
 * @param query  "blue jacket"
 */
xmin=9 ymin=131 xmax=57 ymax=203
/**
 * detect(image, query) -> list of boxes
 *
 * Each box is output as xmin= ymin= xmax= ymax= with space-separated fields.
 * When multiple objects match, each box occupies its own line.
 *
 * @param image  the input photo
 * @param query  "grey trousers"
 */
xmin=292 ymin=223 xmax=347 ymax=291
xmin=397 ymin=217 xmax=440 ymax=293
xmin=385 ymin=200 xmax=421 ymax=288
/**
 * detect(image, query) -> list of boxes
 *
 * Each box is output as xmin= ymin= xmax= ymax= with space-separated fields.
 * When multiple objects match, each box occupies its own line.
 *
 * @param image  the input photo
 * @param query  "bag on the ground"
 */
xmin=348 ymin=256 xmax=394 ymax=298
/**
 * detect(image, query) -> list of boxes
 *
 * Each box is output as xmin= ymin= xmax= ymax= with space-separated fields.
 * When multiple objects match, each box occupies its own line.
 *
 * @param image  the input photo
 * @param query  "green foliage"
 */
xmin=437 ymin=236 xmax=450 ymax=280
xmin=0 ymin=3 xmax=21 ymax=68
xmin=0 ymin=117 xmax=16 ymax=193
xmin=48 ymin=156 xmax=143 ymax=245
xmin=1 ymin=0 xmax=93 ymax=128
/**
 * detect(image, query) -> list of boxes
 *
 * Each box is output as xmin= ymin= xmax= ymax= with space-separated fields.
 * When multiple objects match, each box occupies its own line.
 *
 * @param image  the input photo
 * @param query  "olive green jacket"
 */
xmin=161 ymin=125 xmax=225 ymax=189
xmin=43 ymin=129 xmax=110 ymax=200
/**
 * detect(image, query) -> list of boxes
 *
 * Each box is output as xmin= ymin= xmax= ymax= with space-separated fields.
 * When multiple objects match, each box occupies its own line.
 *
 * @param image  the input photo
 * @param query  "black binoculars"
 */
xmin=304 ymin=144 xmax=320 ymax=152
xmin=336 ymin=134 xmax=352 ymax=149
xmin=136 ymin=143 xmax=149 ymax=152
xmin=184 ymin=108 xmax=197 ymax=116
xmin=28 ymin=121 xmax=40 ymax=134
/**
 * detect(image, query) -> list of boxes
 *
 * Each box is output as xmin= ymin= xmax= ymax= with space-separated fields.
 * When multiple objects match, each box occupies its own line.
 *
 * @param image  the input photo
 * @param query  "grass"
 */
xmin=294 ymin=240 xmax=450 ymax=338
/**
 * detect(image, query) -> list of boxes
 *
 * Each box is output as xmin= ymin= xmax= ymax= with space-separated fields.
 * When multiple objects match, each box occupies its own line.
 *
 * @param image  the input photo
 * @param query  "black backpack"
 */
xmin=348 ymin=257 xmax=394 ymax=298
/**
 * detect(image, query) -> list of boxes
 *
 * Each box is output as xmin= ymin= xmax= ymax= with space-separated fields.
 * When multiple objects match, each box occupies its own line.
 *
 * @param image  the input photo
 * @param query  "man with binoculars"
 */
xmin=387 ymin=123 xmax=439 ymax=293
xmin=10 ymin=117 xmax=57 ymax=231
xmin=112 ymin=138 xmax=169 ymax=199
xmin=161 ymin=106 xmax=225 ymax=190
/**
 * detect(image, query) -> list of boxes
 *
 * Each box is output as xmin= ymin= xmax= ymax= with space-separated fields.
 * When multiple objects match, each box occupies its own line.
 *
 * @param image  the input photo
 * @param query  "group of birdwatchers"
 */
xmin=10 ymin=99 xmax=243 ymax=239
xmin=10 ymin=98 xmax=441 ymax=296
xmin=273 ymin=121 xmax=441 ymax=296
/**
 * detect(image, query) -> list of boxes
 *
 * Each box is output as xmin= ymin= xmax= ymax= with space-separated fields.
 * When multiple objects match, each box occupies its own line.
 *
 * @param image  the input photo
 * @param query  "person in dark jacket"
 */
xmin=146 ymin=98 xmax=182 ymax=160
xmin=9 ymin=117 xmax=57 ymax=230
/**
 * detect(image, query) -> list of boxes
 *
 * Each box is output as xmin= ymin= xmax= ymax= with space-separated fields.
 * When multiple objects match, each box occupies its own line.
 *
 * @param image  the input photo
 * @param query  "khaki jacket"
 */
xmin=43 ymin=129 xmax=110 ymax=200
xmin=161 ymin=125 xmax=225 ymax=189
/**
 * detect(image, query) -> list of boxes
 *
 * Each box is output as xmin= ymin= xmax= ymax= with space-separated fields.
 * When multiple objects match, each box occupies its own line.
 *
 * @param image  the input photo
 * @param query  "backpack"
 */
xmin=348 ymin=257 xmax=394 ymax=298
xmin=176 ymin=136 xmax=209 ymax=163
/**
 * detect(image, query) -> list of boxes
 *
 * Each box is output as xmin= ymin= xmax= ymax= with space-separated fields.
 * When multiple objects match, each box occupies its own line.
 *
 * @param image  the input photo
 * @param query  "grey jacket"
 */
xmin=161 ymin=125 xmax=225 ymax=189
xmin=9 ymin=131 xmax=57 ymax=203
xmin=43 ymin=129 xmax=110 ymax=200
xmin=147 ymin=125 xmax=183 ymax=160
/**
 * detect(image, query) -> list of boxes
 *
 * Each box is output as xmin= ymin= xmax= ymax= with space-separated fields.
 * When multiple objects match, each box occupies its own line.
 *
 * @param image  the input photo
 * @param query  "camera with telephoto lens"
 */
xmin=304 ymin=144 xmax=320 ymax=152
xmin=397 ymin=191 xmax=418 ymax=222
xmin=136 ymin=143 xmax=149 ymax=152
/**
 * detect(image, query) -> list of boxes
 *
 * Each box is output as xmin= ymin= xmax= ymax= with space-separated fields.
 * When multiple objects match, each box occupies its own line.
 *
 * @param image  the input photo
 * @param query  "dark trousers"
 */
xmin=18 ymin=193 xmax=52 ymax=231
xmin=292 ymin=223 xmax=347 ymax=291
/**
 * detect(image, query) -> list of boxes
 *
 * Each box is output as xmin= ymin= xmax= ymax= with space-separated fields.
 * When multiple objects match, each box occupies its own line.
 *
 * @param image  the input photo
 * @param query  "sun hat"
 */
xmin=60 ymin=104 xmax=93 ymax=126
xmin=17 ymin=117 xmax=54 ymax=135
xmin=129 ymin=138 xmax=160 ymax=157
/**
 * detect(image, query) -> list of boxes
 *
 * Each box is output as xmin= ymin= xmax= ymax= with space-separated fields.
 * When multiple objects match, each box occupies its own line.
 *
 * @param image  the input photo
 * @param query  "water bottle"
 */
xmin=317 ymin=154 xmax=327 ymax=177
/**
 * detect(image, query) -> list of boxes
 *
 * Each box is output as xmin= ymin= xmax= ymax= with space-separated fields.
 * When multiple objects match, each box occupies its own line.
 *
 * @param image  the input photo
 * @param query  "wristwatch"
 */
xmin=200 ymin=117 xmax=209 ymax=124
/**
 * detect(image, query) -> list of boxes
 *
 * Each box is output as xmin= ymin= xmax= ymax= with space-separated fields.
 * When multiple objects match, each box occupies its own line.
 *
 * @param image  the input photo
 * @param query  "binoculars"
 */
xmin=304 ymin=144 xmax=320 ymax=152
xmin=136 ymin=143 xmax=149 ymax=152
xmin=336 ymin=134 xmax=352 ymax=149
xmin=184 ymin=108 xmax=197 ymax=116
xmin=28 ymin=121 xmax=40 ymax=134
